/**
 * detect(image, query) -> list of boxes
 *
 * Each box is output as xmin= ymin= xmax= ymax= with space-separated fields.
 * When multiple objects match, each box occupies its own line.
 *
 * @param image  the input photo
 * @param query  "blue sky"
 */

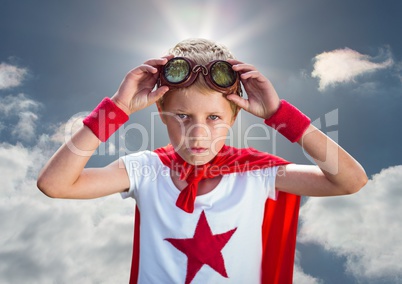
xmin=1 ymin=0 xmax=402 ymax=283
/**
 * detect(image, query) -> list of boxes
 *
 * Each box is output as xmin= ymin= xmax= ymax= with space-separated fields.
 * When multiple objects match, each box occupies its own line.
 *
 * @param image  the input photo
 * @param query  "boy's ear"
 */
xmin=156 ymin=102 xmax=167 ymax=125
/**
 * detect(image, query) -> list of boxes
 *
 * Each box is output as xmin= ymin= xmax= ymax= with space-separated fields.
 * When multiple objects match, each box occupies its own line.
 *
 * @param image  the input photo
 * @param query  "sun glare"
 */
xmin=149 ymin=0 xmax=228 ymax=42
xmin=130 ymin=0 xmax=274 ymax=59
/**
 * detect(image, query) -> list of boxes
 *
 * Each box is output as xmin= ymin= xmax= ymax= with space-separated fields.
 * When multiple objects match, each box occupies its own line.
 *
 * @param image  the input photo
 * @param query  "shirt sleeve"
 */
xmin=262 ymin=166 xmax=278 ymax=200
xmin=119 ymin=155 xmax=137 ymax=199
xmin=119 ymin=150 xmax=165 ymax=200
xmin=119 ymin=151 xmax=151 ymax=200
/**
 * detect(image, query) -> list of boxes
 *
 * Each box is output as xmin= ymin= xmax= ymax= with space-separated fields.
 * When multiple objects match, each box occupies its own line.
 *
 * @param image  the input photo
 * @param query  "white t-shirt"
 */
xmin=121 ymin=151 xmax=278 ymax=284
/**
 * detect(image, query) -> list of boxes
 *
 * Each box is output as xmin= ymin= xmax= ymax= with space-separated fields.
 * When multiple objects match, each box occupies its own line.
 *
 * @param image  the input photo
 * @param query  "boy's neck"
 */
xmin=170 ymin=170 xmax=222 ymax=196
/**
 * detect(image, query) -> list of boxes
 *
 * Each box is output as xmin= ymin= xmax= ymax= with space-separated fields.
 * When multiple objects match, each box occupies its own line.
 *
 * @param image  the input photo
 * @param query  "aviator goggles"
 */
xmin=158 ymin=57 xmax=242 ymax=96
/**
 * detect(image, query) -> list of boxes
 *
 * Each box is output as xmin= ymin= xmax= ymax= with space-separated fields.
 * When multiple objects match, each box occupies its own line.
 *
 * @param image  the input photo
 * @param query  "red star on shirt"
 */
xmin=165 ymin=211 xmax=237 ymax=284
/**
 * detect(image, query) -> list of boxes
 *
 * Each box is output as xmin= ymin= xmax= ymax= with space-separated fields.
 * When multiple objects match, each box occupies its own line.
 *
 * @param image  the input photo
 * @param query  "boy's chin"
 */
xmin=186 ymin=157 xmax=212 ymax=166
xmin=183 ymin=153 xmax=214 ymax=166
xmin=177 ymin=146 xmax=225 ymax=165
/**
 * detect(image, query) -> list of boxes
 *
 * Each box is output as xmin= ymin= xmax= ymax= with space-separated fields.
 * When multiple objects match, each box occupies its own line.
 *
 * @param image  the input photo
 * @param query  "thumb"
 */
xmin=226 ymin=94 xmax=249 ymax=111
xmin=148 ymin=86 xmax=169 ymax=103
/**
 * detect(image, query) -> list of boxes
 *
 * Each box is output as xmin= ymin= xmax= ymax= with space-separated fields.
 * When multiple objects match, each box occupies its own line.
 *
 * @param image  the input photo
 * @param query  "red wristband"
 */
xmin=83 ymin=97 xmax=129 ymax=142
xmin=264 ymin=100 xmax=310 ymax=143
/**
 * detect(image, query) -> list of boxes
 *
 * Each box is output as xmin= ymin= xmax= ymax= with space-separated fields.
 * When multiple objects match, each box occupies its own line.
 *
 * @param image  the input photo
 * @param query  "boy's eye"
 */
xmin=209 ymin=115 xmax=219 ymax=121
xmin=176 ymin=114 xmax=188 ymax=119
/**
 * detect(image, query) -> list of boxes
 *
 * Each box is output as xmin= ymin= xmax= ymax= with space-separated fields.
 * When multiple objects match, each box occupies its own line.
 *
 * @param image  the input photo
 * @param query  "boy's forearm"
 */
xmin=37 ymin=126 xmax=100 ymax=197
xmin=297 ymin=124 xmax=368 ymax=194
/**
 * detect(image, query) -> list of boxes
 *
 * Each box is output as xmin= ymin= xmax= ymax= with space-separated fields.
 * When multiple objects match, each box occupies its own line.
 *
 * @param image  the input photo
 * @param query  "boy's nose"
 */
xmin=187 ymin=123 xmax=211 ymax=140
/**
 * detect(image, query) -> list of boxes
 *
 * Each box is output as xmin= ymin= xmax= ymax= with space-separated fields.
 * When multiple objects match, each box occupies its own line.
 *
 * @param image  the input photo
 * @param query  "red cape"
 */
xmin=129 ymin=145 xmax=300 ymax=283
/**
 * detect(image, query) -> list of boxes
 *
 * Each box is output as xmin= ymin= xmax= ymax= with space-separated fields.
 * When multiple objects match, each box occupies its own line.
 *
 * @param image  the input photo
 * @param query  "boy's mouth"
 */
xmin=188 ymin=147 xmax=208 ymax=154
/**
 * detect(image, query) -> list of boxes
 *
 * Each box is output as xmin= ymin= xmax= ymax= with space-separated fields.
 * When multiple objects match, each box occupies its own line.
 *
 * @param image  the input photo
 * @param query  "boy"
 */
xmin=37 ymin=38 xmax=367 ymax=283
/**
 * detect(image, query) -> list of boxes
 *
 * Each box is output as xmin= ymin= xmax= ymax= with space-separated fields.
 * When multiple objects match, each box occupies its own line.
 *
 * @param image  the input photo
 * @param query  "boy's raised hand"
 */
xmin=227 ymin=60 xmax=281 ymax=119
xmin=111 ymin=55 xmax=173 ymax=115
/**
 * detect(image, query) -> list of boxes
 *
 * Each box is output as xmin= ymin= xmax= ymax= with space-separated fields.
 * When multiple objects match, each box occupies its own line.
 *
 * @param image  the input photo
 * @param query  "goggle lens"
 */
xmin=163 ymin=58 xmax=190 ymax=84
xmin=210 ymin=61 xmax=237 ymax=88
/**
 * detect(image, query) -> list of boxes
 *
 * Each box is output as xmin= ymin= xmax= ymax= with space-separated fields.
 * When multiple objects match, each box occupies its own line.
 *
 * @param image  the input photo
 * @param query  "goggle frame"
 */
xmin=158 ymin=57 xmax=242 ymax=97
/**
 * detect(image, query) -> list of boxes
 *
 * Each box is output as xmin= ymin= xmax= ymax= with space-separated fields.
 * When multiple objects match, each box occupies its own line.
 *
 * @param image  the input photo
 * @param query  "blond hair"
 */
xmin=158 ymin=38 xmax=240 ymax=116
xmin=168 ymin=38 xmax=236 ymax=64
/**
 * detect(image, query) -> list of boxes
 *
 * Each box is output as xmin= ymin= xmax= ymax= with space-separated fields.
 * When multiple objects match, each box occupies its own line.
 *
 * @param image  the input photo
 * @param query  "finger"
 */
xmin=162 ymin=54 xmax=175 ymax=60
xmin=241 ymin=71 xmax=266 ymax=82
xmin=126 ymin=65 xmax=158 ymax=79
xmin=226 ymin=94 xmax=250 ymax=111
xmin=232 ymin=63 xmax=257 ymax=73
xmin=227 ymin=59 xmax=244 ymax=65
xmin=144 ymin=57 xmax=171 ymax=67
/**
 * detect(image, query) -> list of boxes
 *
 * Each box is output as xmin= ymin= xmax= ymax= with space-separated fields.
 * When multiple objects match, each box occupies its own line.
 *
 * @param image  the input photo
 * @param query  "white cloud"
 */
xmin=0 ymin=93 xmax=40 ymax=115
xmin=298 ymin=165 xmax=402 ymax=282
xmin=12 ymin=111 xmax=38 ymax=142
xmin=50 ymin=112 xmax=87 ymax=145
xmin=0 ymin=63 xmax=27 ymax=90
xmin=311 ymin=48 xmax=393 ymax=91
xmin=0 ymin=97 xmax=135 ymax=283
xmin=0 ymin=143 xmax=31 ymax=196
xmin=0 ymin=94 xmax=42 ymax=142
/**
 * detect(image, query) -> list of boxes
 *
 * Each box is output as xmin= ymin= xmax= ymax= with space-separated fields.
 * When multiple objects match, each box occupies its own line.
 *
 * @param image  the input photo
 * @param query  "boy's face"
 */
xmin=159 ymin=88 xmax=236 ymax=165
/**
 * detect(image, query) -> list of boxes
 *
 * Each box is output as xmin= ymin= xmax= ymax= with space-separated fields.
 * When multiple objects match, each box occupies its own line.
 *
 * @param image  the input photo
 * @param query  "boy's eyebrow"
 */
xmin=207 ymin=111 xmax=226 ymax=115
xmin=174 ymin=108 xmax=189 ymax=113
xmin=173 ymin=108 xmax=226 ymax=115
